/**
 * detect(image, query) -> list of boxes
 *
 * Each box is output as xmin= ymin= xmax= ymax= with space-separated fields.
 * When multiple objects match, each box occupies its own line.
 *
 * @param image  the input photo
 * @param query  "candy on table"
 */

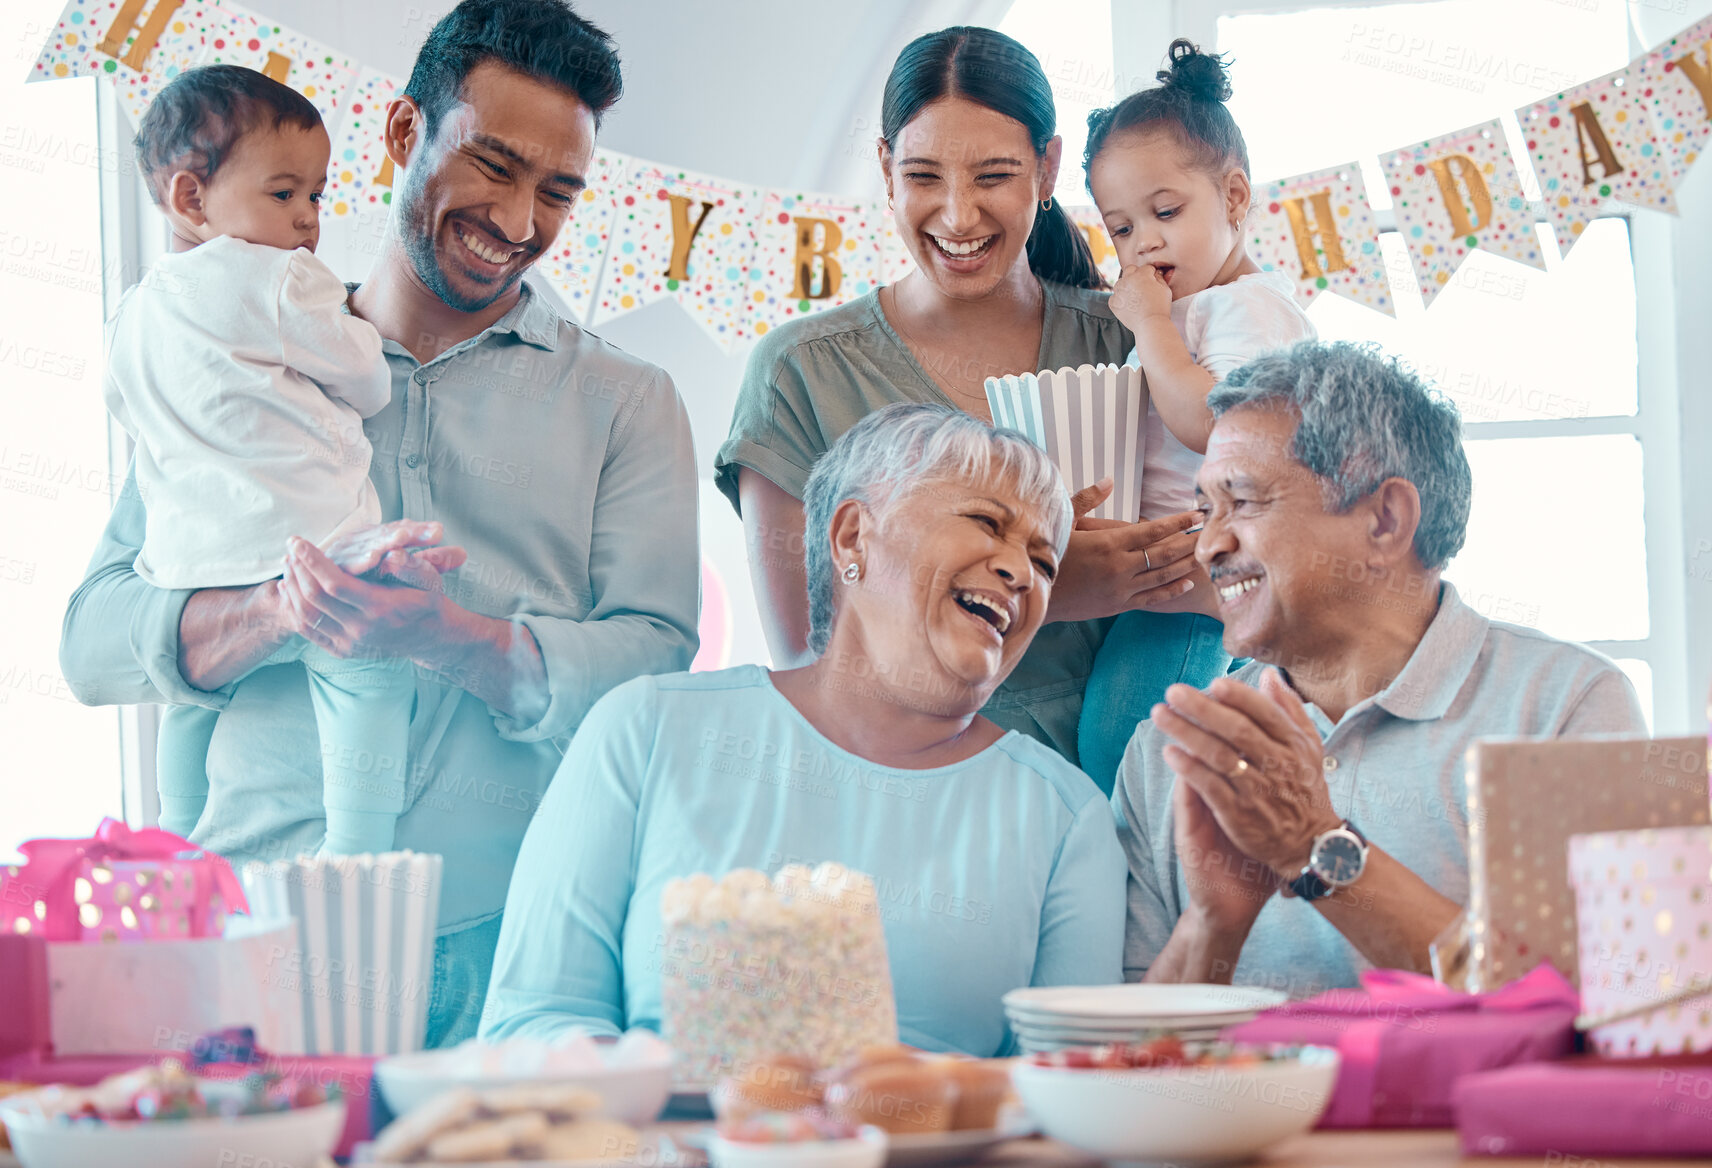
xmin=42 ymin=1062 xmax=335 ymax=1126
xmin=659 ymin=863 xmax=898 ymax=1087
xmin=717 ymin=1109 xmax=861 ymax=1143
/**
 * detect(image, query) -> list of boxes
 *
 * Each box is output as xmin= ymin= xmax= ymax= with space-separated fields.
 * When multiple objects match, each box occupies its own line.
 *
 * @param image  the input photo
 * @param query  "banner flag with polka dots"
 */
xmin=30 ymin=0 xmax=224 ymax=127
xmin=1065 ymin=205 xmax=1122 ymax=286
xmin=318 ymin=66 xmax=401 ymax=222
xmin=1518 ymin=63 xmax=1677 ymax=257
xmin=1380 ymin=119 xmax=1547 ymax=309
xmin=878 ymin=212 xmax=916 ymax=288
xmin=592 ymin=160 xmax=764 ymax=353
xmin=532 ymin=148 xmax=628 ymax=324
xmin=196 ymin=3 xmax=359 ymax=129
xmin=1628 ymin=15 xmax=1711 ymax=202
xmin=743 ymin=191 xmax=882 ymax=339
xmin=1247 ymin=162 xmax=1394 ymax=317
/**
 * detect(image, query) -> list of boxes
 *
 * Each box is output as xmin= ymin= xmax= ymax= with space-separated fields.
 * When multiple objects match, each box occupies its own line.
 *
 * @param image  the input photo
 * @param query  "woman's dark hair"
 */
xmin=403 ymin=0 xmax=623 ymax=141
xmin=1083 ymin=39 xmax=1249 ymax=193
xmin=134 ymin=64 xmax=322 ymax=205
xmin=881 ymin=26 xmax=1104 ymax=291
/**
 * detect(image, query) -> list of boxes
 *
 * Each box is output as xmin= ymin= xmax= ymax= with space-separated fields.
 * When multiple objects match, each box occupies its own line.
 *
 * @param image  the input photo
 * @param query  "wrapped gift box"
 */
xmin=1224 ymin=964 xmax=1579 ymax=1128
xmin=1455 ymin=1059 xmax=1712 ymax=1158
xmin=1463 ymin=736 xmax=1708 ymax=993
xmin=0 ymin=818 xmax=244 ymax=942
xmin=1569 ymin=824 xmax=1712 ymax=1057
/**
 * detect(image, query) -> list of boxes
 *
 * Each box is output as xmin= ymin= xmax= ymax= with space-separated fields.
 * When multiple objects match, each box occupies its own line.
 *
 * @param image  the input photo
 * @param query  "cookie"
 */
xmin=537 ymin=1116 xmax=642 ymax=1161
xmin=368 ymin=1087 xmax=482 ymax=1162
xmin=423 ymin=1111 xmax=550 ymax=1161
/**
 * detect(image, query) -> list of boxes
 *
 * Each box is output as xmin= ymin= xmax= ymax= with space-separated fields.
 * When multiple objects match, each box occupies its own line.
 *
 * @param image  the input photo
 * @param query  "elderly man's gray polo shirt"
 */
xmin=1112 ymin=581 xmax=1646 ymax=997
xmin=60 ymin=280 xmax=701 ymax=932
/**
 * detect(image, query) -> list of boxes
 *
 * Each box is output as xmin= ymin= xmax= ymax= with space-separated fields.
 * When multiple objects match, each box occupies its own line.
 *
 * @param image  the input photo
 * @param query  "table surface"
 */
xmin=974 ymin=1129 xmax=1687 ymax=1166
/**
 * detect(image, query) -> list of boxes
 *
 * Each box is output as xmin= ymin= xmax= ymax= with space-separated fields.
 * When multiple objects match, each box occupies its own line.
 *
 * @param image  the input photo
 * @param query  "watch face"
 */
xmin=1313 ymin=832 xmax=1366 ymax=886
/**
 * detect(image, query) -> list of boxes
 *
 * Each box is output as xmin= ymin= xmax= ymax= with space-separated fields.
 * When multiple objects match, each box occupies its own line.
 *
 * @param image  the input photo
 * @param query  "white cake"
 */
xmin=658 ymin=863 xmax=897 ymax=1086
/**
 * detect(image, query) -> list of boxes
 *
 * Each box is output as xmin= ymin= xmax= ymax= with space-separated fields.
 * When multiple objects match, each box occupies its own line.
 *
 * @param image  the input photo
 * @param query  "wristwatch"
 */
xmin=1289 ymin=819 xmax=1369 ymax=902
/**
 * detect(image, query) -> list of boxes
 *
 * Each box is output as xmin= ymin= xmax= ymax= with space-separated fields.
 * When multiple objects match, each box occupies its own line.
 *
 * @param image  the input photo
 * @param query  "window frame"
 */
xmin=1110 ymin=0 xmax=1694 ymax=730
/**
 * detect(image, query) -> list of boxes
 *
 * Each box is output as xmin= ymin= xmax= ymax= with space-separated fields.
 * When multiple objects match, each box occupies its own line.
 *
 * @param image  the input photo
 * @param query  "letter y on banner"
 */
xmin=1247 ymin=163 xmax=1394 ymax=316
xmin=1629 ymin=15 xmax=1712 ymax=195
xmin=1381 ymin=119 xmax=1546 ymax=308
xmin=594 ymin=162 xmax=763 ymax=352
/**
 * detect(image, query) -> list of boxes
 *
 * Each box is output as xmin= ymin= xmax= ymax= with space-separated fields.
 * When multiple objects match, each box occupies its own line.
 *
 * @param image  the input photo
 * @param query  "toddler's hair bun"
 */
xmin=1157 ymin=38 xmax=1232 ymax=104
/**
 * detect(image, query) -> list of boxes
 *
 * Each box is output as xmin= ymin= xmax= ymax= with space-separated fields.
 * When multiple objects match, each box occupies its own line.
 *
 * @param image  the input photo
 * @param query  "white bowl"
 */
xmin=374 ymin=1045 xmax=673 ymax=1125
xmin=707 ymin=1128 xmax=886 ymax=1168
xmin=0 ymin=1087 xmax=345 ymax=1168
xmin=1009 ymin=1045 xmax=1339 ymax=1164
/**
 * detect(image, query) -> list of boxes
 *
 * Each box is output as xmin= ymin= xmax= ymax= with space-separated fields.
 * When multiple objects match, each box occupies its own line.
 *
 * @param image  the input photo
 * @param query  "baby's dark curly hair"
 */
xmin=134 ymin=64 xmax=323 ymax=206
xmin=1083 ymin=39 xmax=1249 ymax=193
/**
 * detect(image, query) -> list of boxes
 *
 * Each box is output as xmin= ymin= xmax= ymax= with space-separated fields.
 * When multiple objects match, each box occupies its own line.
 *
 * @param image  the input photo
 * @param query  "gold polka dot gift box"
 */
xmin=1569 ymin=824 xmax=1712 ymax=1057
xmin=1463 ymin=736 xmax=1709 ymax=995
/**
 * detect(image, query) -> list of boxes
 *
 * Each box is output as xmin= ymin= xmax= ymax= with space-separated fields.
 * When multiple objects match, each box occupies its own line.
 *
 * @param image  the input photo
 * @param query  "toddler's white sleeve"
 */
xmin=1189 ymin=281 xmax=1319 ymax=383
xmin=277 ymin=249 xmax=392 ymax=418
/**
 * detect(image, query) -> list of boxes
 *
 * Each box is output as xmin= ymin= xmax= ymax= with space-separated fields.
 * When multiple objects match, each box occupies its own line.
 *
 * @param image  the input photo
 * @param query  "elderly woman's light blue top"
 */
xmin=481 ymin=665 xmax=1126 ymax=1057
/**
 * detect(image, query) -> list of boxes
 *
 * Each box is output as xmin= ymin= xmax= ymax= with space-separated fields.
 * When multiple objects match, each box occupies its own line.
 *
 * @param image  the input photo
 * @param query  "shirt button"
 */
xmin=413 ymin=370 xmax=427 ymax=384
xmin=405 ymin=453 xmax=421 ymax=468
xmin=1323 ymin=756 xmax=1339 ymax=773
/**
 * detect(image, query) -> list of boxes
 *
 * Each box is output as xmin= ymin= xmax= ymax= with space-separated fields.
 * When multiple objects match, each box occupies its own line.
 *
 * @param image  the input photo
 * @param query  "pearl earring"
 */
xmin=842 ymin=563 xmax=861 ymax=584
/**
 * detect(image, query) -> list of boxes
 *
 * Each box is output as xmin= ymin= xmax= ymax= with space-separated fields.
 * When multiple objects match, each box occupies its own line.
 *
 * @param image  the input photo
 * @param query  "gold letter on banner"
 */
xmin=97 ymin=0 xmax=186 ymax=71
xmin=1425 ymin=154 xmax=1493 ymax=237
xmin=375 ymin=156 xmax=394 ymax=189
xmin=260 ymin=51 xmax=292 ymax=83
xmin=664 ymin=196 xmax=716 ymax=281
xmin=1673 ymin=41 xmax=1712 ymax=120
xmin=790 ymin=217 xmax=843 ymax=299
xmin=1280 ymin=189 xmax=1350 ymax=280
xmin=1569 ymin=102 xmax=1625 ymax=186
xmin=1076 ymin=223 xmax=1116 ymax=268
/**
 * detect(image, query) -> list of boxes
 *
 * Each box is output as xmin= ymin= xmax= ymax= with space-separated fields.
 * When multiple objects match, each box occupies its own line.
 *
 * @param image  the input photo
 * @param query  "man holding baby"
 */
xmin=60 ymin=0 xmax=699 ymax=1046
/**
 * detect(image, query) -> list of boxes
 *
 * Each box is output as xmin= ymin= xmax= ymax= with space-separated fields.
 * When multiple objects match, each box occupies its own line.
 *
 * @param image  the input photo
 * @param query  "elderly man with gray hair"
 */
xmin=1114 ymin=341 xmax=1645 ymax=997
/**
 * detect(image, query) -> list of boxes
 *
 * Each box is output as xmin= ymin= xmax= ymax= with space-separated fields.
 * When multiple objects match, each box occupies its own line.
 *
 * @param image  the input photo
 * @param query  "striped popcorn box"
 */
xmin=985 ymin=363 xmax=1149 ymax=522
xmin=241 ymin=851 xmax=442 ymax=1056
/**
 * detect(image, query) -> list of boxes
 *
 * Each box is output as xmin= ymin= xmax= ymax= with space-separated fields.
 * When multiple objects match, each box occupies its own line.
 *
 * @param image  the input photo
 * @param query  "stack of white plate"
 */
xmin=1002 ymin=984 xmax=1288 ymax=1054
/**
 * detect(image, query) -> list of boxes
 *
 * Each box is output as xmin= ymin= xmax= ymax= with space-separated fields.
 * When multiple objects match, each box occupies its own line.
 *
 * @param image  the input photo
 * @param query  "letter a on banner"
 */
xmin=1247 ymin=163 xmax=1393 ymax=316
xmin=1630 ymin=14 xmax=1712 ymax=197
xmin=1519 ymin=62 xmax=1677 ymax=255
xmin=198 ymin=3 xmax=360 ymax=126
xmin=1381 ymin=119 xmax=1545 ymax=308
xmin=594 ymin=162 xmax=762 ymax=351
xmin=744 ymin=191 xmax=881 ymax=337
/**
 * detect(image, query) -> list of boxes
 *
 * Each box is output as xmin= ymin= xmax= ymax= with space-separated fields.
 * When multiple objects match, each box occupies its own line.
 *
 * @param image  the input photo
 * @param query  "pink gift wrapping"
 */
xmin=0 ymin=818 xmax=247 ymax=942
xmin=1568 ymin=824 xmax=1712 ymax=1057
xmin=1454 ymin=1059 xmax=1712 ymax=1157
xmin=1222 ymin=964 xmax=1578 ymax=1128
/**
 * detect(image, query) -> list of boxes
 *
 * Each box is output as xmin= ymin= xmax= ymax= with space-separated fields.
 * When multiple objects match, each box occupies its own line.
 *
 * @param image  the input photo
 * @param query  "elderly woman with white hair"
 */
xmin=481 ymin=403 xmax=1125 ymax=1056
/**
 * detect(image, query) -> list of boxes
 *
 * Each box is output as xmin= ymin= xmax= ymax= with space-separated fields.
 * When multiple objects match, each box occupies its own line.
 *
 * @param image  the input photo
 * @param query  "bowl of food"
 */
xmin=0 ymin=1065 xmax=345 ymax=1168
xmin=375 ymin=1030 xmax=672 ymax=1125
xmin=1009 ymin=1038 xmax=1339 ymax=1164
xmin=708 ymin=1112 xmax=886 ymax=1168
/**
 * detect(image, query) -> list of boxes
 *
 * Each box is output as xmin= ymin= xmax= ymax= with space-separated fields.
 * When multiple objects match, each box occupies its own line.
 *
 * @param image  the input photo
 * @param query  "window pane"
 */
xmin=1448 ymin=435 xmax=1648 ymax=643
xmin=0 ymin=58 xmax=120 ymax=854
xmin=999 ymin=0 xmax=1115 ymax=203
xmin=1218 ymin=1 xmax=1629 ymax=210
xmin=1306 ymin=219 xmax=1637 ymax=421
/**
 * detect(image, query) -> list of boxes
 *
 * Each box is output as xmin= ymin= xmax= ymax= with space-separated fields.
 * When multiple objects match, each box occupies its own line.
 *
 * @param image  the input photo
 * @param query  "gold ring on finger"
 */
xmin=1231 ymin=757 xmax=1251 ymax=780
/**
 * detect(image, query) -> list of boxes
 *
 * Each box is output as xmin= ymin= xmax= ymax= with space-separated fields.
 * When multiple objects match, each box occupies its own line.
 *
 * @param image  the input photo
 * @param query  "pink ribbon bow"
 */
xmin=8 ymin=817 xmax=248 ymax=940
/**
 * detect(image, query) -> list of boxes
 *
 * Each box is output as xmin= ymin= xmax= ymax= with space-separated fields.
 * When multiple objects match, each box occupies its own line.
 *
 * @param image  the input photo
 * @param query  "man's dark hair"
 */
xmin=402 ymin=0 xmax=623 ymax=140
xmin=134 ymin=64 xmax=323 ymax=205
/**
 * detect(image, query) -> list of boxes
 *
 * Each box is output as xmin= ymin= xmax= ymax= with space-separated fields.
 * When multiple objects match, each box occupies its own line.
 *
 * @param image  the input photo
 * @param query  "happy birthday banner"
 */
xmin=25 ymin=1 xmax=1712 ymax=346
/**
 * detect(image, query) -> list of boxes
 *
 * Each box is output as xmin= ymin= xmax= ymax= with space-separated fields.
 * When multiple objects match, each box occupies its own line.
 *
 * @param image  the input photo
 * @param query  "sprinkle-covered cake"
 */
xmin=659 ymin=863 xmax=897 ymax=1086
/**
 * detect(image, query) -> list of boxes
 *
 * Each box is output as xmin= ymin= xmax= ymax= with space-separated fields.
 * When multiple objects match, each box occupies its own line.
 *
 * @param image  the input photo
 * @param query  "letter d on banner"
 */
xmin=1424 ymin=155 xmax=1492 ymax=237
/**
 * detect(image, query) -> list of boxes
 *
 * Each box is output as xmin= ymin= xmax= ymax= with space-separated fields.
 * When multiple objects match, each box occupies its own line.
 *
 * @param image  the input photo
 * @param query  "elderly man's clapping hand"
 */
xmin=1153 ymin=671 xmax=1343 ymax=900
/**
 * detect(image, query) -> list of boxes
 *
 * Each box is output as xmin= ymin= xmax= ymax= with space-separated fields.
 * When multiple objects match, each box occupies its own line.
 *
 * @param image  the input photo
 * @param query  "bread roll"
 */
xmin=933 ymin=1058 xmax=1013 ymax=1130
xmin=825 ymin=1060 xmax=956 ymax=1134
xmin=712 ymin=1055 xmax=823 ymax=1118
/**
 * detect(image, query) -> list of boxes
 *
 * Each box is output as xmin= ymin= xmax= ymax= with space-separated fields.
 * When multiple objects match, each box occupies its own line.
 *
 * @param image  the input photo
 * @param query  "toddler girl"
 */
xmin=1077 ymin=40 xmax=1317 ymax=793
xmin=109 ymin=64 xmax=435 ymax=853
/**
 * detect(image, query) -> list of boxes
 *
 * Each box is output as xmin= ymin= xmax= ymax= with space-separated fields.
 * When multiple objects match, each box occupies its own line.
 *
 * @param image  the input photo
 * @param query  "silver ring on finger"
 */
xmin=1144 ymin=549 xmax=1153 ymax=571
xmin=311 ymin=614 xmax=325 ymax=632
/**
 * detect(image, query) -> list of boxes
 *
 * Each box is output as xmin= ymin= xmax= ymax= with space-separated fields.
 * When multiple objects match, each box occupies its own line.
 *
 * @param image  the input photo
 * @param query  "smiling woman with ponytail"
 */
xmin=714 ymin=26 xmax=1204 ymax=769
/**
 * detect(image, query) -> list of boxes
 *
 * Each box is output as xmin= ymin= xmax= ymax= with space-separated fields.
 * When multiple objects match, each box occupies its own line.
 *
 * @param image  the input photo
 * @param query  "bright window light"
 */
xmin=999 ymin=0 xmax=1116 ymax=204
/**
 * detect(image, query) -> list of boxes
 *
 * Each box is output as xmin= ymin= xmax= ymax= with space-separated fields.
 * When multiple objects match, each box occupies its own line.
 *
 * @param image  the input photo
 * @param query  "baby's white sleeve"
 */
xmin=277 ymin=250 xmax=392 ymax=418
xmin=1190 ymin=283 xmax=1319 ymax=383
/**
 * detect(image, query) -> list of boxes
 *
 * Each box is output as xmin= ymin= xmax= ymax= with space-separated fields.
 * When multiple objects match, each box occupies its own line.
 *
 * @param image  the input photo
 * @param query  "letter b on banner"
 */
xmin=790 ymin=217 xmax=843 ymax=299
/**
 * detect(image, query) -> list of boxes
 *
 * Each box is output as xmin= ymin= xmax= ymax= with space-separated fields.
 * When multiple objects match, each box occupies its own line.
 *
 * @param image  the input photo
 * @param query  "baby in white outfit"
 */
xmin=108 ymin=64 xmax=415 ymax=854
